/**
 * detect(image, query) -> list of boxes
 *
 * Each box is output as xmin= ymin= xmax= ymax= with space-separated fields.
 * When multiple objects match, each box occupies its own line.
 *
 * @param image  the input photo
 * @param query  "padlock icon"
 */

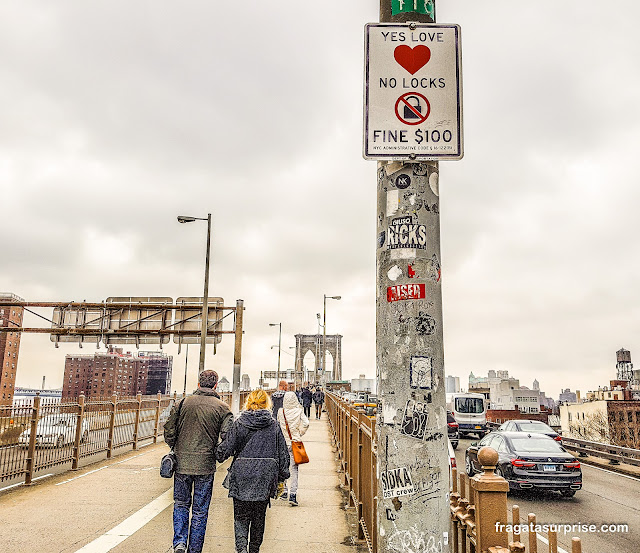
xmin=403 ymin=95 xmax=422 ymax=119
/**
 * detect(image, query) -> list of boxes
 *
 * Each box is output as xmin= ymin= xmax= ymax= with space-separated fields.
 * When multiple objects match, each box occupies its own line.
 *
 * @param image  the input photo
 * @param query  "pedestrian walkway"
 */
xmin=0 ymin=416 xmax=356 ymax=553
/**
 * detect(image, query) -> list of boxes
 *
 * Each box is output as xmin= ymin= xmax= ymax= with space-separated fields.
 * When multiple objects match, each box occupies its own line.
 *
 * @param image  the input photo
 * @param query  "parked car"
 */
xmin=448 ymin=437 xmax=457 ymax=485
xmin=19 ymin=414 xmax=90 ymax=448
xmin=497 ymin=419 xmax=562 ymax=442
xmin=464 ymin=432 xmax=581 ymax=497
xmin=447 ymin=411 xmax=459 ymax=449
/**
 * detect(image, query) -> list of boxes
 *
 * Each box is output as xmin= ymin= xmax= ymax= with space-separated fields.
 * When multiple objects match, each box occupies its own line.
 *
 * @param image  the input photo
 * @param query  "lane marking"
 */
xmin=73 ymin=487 xmax=173 ymax=553
xmin=536 ymin=532 xmax=569 ymax=553
xmin=0 ymin=473 xmax=53 ymax=493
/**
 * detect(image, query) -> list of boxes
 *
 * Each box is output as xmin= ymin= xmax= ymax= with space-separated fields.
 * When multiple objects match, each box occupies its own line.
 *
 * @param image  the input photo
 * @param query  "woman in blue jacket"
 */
xmin=217 ymin=389 xmax=290 ymax=553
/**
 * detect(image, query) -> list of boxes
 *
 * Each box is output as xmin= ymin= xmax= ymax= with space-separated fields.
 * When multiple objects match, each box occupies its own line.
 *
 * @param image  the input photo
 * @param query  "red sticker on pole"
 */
xmin=395 ymin=92 xmax=430 ymax=125
xmin=387 ymin=284 xmax=426 ymax=303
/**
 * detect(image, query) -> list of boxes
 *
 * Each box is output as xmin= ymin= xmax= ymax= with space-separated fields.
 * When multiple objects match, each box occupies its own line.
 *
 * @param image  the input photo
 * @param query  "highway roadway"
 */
xmin=454 ymin=437 xmax=640 ymax=553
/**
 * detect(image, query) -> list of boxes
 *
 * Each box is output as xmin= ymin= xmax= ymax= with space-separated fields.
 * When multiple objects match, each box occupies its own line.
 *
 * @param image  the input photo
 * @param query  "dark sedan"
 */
xmin=447 ymin=411 xmax=459 ymax=449
xmin=497 ymin=419 xmax=562 ymax=442
xmin=465 ymin=431 xmax=582 ymax=497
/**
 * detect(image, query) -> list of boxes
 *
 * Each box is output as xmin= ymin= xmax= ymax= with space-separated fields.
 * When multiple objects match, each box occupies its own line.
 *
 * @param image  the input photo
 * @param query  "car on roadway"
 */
xmin=448 ymin=436 xmax=457 ymax=485
xmin=447 ymin=411 xmax=459 ymax=449
xmin=497 ymin=419 xmax=562 ymax=442
xmin=19 ymin=413 xmax=90 ymax=448
xmin=464 ymin=431 xmax=581 ymax=497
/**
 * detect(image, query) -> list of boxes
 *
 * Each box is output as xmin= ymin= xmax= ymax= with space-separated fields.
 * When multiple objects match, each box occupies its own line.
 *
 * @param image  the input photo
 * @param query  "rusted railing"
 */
xmin=327 ymin=393 xmax=582 ymax=553
xmin=0 ymin=392 xmax=175 ymax=486
xmin=326 ymin=392 xmax=377 ymax=553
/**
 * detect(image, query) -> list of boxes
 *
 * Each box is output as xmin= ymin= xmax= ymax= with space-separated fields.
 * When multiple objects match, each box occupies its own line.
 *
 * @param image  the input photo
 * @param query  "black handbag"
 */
xmin=160 ymin=398 xmax=184 ymax=478
xmin=160 ymin=451 xmax=177 ymax=478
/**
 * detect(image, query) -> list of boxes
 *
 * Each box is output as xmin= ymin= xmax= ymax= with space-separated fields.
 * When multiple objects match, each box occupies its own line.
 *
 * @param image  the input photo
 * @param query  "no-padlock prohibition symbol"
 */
xmin=395 ymin=92 xmax=431 ymax=126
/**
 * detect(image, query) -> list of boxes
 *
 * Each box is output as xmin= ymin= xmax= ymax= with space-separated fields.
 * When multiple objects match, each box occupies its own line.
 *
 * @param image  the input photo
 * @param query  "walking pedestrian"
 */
xmin=270 ymin=380 xmax=288 ymax=418
xmin=276 ymin=391 xmax=309 ymax=506
xmin=164 ymin=370 xmax=233 ymax=553
xmin=301 ymin=385 xmax=312 ymax=419
xmin=217 ymin=389 xmax=290 ymax=553
xmin=312 ymin=386 xmax=325 ymax=419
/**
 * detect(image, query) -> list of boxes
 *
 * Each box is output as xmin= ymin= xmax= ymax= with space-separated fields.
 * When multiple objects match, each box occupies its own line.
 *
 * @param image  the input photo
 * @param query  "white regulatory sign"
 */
xmin=363 ymin=23 xmax=463 ymax=161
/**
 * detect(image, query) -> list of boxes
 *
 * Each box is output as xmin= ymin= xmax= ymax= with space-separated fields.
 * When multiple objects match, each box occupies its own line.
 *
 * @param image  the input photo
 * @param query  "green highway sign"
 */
xmin=392 ymin=0 xmax=434 ymax=16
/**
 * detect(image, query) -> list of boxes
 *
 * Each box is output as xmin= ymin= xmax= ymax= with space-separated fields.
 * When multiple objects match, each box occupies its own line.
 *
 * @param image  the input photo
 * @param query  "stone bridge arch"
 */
xmin=293 ymin=333 xmax=342 ymax=387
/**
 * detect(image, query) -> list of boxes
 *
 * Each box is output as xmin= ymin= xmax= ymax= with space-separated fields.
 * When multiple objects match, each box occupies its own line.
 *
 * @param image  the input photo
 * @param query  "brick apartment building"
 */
xmin=607 ymin=401 xmax=640 ymax=449
xmin=62 ymin=346 xmax=172 ymax=399
xmin=138 ymin=350 xmax=172 ymax=395
xmin=0 ymin=293 xmax=24 ymax=406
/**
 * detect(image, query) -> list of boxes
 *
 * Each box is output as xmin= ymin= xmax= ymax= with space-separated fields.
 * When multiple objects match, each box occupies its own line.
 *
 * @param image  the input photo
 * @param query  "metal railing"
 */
xmin=0 ymin=388 xmax=269 ymax=488
xmin=326 ymin=391 xmax=377 ymax=552
xmin=0 ymin=393 xmax=175 ymax=485
xmin=560 ymin=436 xmax=640 ymax=467
xmin=326 ymin=393 xmax=582 ymax=553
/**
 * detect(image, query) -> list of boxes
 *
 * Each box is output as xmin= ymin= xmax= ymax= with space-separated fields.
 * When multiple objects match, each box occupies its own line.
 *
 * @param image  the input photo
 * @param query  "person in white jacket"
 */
xmin=276 ymin=391 xmax=309 ymax=506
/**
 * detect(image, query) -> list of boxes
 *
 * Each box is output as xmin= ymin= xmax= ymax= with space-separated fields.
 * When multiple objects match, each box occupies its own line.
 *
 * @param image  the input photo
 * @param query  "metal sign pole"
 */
xmin=232 ymin=299 xmax=244 ymax=415
xmin=376 ymin=1 xmax=450 ymax=552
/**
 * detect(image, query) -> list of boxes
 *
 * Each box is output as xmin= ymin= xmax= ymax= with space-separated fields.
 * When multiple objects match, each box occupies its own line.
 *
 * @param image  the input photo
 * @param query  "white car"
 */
xmin=19 ymin=414 xmax=90 ymax=448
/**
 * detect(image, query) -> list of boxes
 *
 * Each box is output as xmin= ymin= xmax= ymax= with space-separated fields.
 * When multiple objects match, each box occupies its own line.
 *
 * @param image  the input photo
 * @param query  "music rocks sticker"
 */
xmin=387 ymin=283 xmax=426 ymax=303
xmin=387 ymin=216 xmax=427 ymax=250
xmin=381 ymin=467 xmax=417 ymax=499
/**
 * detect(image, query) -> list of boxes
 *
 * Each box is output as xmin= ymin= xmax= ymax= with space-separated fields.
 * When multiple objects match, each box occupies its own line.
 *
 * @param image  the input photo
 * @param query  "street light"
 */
xmin=177 ymin=213 xmax=212 ymax=375
xmin=269 ymin=322 xmax=282 ymax=385
xmin=322 ymin=294 xmax=341 ymax=386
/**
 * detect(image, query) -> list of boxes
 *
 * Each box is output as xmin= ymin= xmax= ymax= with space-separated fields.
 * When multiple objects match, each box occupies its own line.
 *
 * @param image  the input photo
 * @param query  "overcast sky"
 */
xmin=2 ymin=1 xmax=639 ymax=399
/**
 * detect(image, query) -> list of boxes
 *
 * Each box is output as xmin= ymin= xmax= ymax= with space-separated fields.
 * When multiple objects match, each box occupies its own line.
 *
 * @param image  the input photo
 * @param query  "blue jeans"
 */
xmin=173 ymin=472 xmax=215 ymax=553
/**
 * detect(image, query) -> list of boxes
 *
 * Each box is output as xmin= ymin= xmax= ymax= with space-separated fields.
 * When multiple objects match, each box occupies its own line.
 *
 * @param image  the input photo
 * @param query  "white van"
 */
xmin=446 ymin=392 xmax=487 ymax=438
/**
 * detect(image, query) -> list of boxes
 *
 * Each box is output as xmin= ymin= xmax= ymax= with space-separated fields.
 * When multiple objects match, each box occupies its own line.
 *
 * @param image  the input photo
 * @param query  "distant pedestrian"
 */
xmin=312 ymin=387 xmax=325 ymax=419
xmin=277 ymin=391 xmax=309 ymax=506
xmin=301 ymin=386 xmax=313 ymax=418
xmin=164 ymin=370 xmax=233 ymax=553
xmin=270 ymin=380 xmax=288 ymax=419
xmin=217 ymin=389 xmax=290 ymax=553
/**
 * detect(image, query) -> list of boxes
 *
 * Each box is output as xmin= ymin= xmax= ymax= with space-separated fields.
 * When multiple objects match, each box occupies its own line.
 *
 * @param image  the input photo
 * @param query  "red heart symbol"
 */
xmin=394 ymin=45 xmax=431 ymax=75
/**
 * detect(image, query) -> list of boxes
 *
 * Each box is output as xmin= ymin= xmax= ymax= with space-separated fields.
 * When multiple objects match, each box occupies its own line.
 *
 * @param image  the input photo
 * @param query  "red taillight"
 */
xmin=554 ymin=436 xmax=562 ymax=442
xmin=564 ymin=461 xmax=580 ymax=469
xmin=511 ymin=458 xmax=536 ymax=468
xmin=448 ymin=422 xmax=459 ymax=428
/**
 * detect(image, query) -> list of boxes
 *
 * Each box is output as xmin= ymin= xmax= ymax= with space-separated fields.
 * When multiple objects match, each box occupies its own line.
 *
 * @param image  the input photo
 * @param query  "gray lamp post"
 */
xmin=177 ymin=214 xmax=212 ymax=375
xmin=322 ymin=294 xmax=341 ymax=385
xmin=269 ymin=322 xmax=282 ymax=385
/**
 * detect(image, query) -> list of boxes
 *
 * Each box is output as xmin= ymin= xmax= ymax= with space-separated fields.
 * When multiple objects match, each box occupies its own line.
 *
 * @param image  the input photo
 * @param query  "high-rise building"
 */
xmin=0 ymin=293 xmax=24 ymax=406
xmin=62 ymin=347 xmax=172 ymax=399
xmin=139 ymin=351 xmax=172 ymax=395
xmin=240 ymin=374 xmax=250 ymax=391
xmin=445 ymin=375 xmax=460 ymax=393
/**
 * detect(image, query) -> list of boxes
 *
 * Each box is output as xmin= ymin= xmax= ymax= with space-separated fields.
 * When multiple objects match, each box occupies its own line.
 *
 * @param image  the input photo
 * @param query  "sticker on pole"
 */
xmin=363 ymin=23 xmax=463 ymax=160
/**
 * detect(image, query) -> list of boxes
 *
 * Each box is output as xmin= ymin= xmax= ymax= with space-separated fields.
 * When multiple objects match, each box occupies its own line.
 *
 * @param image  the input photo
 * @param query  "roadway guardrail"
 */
xmin=560 ymin=437 xmax=640 ymax=467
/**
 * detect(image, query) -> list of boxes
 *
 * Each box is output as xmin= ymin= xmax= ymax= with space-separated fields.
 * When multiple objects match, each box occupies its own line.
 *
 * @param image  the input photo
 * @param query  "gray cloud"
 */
xmin=2 ymin=2 xmax=639 ymax=398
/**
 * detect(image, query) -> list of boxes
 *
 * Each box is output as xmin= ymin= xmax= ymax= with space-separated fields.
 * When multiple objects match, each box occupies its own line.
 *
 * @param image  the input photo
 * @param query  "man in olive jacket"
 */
xmin=164 ymin=370 xmax=233 ymax=553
